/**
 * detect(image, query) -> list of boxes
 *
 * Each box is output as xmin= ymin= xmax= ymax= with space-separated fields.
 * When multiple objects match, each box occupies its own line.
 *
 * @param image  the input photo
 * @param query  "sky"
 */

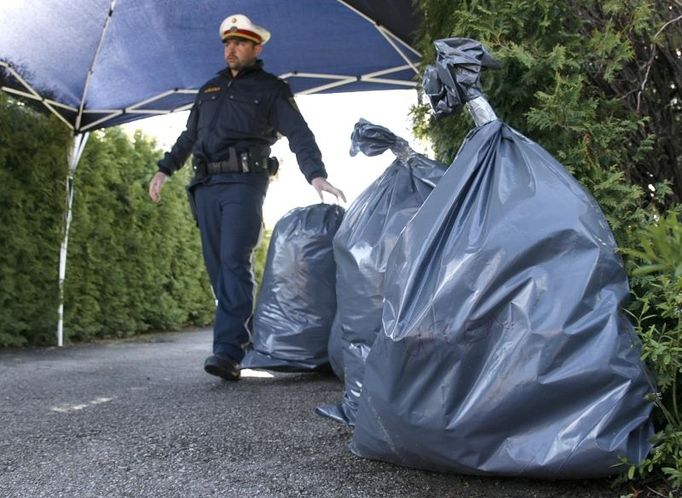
xmin=121 ymin=89 xmax=431 ymax=229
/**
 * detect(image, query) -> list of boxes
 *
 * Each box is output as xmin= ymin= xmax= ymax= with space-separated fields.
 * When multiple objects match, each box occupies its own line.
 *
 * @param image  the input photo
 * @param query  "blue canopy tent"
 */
xmin=0 ymin=0 xmax=422 ymax=345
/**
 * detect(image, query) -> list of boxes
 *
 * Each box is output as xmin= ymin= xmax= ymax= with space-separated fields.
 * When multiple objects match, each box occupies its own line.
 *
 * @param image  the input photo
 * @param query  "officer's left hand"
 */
xmin=148 ymin=171 xmax=169 ymax=203
xmin=311 ymin=177 xmax=346 ymax=203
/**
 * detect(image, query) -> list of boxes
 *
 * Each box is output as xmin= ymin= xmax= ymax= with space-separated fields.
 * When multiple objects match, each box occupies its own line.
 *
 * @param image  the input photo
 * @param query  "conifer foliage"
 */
xmin=414 ymin=0 xmax=681 ymax=206
xmin=0 ymin=94 xmax=220 ymax=346
xmin=63 ymin=127 xmax=215 ymax=341
xmin=0 ymin=96 xmax=70 ymax=346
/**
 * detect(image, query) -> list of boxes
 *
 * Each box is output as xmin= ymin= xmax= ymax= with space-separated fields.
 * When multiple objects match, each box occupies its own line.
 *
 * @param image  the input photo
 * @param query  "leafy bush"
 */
xmin=624 ymin=210 xmax=682 ymax=488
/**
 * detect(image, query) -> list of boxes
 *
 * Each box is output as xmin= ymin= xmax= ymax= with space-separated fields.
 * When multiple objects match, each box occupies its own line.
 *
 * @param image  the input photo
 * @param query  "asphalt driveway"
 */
xmin=0 ymin=329 xmax=625 ymax=497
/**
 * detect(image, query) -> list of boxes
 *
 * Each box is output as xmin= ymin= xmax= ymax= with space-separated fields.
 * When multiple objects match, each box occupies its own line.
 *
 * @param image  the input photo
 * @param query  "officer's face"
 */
xmin=224 ymin=38 xmax=262 ymax=73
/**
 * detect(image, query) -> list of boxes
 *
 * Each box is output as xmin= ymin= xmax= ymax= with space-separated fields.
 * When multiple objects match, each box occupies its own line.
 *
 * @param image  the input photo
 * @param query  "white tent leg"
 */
xmin=57 ymin=132 xmax=90 ymax=347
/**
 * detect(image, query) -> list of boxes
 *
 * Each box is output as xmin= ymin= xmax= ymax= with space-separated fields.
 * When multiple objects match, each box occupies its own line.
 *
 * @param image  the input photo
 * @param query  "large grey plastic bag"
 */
xmin=316 ymin=119 xmax=447 ymax=425
xmin=241 ymin=203 xmax=344 ymax=372
xmin=350 ymin=38 xmax=654 ymax=478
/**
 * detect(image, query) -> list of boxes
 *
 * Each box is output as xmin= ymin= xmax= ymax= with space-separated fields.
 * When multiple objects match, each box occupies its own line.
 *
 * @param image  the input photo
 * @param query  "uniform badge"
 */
xmin=203 ymin=86 xmax=221 ymax=93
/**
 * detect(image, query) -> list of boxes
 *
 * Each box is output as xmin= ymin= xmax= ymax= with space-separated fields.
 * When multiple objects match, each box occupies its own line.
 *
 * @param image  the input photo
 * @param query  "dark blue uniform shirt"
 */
xmin=158 ymin=60 xmax=327 ymax=183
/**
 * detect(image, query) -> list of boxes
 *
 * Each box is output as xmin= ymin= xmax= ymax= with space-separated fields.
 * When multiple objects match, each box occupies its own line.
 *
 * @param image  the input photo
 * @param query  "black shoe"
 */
xmin=204 ymin=355 xmax=241 ymax=381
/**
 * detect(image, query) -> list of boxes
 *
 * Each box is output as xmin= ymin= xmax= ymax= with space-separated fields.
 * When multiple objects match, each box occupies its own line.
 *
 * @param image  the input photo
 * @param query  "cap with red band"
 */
xmin=219 ymin=14 xmax=271 ymax=45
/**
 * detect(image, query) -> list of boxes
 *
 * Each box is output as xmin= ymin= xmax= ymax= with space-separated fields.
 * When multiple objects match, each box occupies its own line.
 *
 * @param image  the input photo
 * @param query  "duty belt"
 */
xmin=193 ymin=150 xmax=268 ymax=177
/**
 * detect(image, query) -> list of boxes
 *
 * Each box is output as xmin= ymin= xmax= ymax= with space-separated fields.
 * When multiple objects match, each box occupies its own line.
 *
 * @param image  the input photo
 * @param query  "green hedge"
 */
xmin=62 ymin=127 xmax=216 ymax=342
xmin=0 ymin=94 xmax=276 ymax=346
xmin=0 ymin=97 xmax=70 ymax=346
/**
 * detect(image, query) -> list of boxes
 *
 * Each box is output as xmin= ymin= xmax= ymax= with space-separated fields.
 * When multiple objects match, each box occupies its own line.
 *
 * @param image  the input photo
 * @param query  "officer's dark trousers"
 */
xmin=193 ymin=174 xmax=268 ymax=362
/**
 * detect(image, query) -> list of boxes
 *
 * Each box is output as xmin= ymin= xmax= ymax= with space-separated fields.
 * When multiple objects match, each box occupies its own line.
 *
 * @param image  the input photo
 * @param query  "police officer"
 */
xmin=148 ymin=14 xmax=345 ymax=381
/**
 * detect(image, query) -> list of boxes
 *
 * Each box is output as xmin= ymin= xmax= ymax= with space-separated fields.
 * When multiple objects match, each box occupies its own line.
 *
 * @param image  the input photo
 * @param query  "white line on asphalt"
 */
xmin=51 ymin=397 xmax=113 ymax=413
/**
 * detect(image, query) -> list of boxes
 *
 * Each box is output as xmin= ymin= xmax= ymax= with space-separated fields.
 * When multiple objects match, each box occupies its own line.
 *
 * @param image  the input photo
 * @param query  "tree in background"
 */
xmin=0 ymin=95 xmax=70 ymax=346
xmin=63 ymin=127 xmax=216 ymax=341
xmin=414 ymin=0 xmax=681 ymax=208
xmin=414 ymin=0 xmax=682 ymax=491
xmin=0 ymin=94 xmax=272 ymax=347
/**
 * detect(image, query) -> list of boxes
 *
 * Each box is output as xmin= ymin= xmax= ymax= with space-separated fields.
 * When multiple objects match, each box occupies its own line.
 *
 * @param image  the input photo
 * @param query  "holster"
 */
xmin=267 ymin=157 xmax=279 ymax=176
xmin=192 ymin=146 xmax=272 ymax=178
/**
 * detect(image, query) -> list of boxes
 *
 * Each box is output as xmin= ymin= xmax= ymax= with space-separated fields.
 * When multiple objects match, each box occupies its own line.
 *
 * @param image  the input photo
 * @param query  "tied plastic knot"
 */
xmin=423 ymin=37 xmax=501 ymax=120
xmin=467 ymin=97 xmax=498 ymax=127
xmin=350 ymin=118 xmax=416 ymax=162
xmin=389 ymin=137 xmax=414 ymax=162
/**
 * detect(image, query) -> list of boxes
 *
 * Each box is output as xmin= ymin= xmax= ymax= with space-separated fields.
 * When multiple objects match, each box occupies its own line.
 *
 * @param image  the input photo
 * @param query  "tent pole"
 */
xmin=57 ymin=132 xmax=90 ymax=347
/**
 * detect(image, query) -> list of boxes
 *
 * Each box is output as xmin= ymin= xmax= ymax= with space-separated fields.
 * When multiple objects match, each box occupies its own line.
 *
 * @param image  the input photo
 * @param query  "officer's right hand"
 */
xmin=148 ymin=171 xmax=169 ymax=203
